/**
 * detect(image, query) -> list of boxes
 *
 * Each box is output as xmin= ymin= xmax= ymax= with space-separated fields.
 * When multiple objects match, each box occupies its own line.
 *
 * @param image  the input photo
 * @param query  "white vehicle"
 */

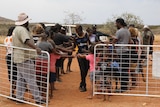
xmin=45 ymin=23 xmax=76 ymax=36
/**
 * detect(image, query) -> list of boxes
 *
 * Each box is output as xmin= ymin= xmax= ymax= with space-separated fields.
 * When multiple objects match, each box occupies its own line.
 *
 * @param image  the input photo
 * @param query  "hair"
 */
xmin=7 ymin=26 xmax=15 ymax=36
xmin=54 ymin=23 xmax=62 ymax=33
xmin=39 ymin=23 xmax=46 ymax=29
xmin=129 ymin=24 xmax=135 ymax=27
xmin=76 ymin=25 xmax=83 ymax=32
xmin=31 ymin=24 xmax=44 ymax=35
xmin=129 ymin=27 xmax=137 ymax=37
xmin=116 ymin=18 xmax=127 ymax=27
xmin=86 ymin=27 xmax=93 ymax=33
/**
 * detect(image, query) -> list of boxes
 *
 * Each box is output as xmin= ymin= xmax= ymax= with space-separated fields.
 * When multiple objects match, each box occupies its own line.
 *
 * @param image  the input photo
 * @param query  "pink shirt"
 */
xmin=86 ymin=54 xmax=94 ymax=72
xmin=50 ymin=53 xmax=60 ymax=72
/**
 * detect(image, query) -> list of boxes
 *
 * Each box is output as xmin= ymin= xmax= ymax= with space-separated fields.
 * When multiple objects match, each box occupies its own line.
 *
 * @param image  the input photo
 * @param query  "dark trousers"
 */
xmin=119 ymin=51 xmax=129 ymax=90
xmin=77 ymin=57 xmax=89 ymax=88
xmin=6 ymin=54 xmax=17 ymax=81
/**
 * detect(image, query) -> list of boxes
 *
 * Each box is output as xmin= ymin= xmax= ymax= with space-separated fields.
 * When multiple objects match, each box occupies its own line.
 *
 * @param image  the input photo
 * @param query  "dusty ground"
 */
xmin=0 ymin=35 xmax=160 ymax=107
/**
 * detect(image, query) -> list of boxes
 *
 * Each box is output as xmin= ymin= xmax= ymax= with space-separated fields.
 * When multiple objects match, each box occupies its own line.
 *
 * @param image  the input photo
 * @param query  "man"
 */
xmin=12 ymin=13 xmax=45 ymax=104
xmin=112 ymin=18 xmax=132 ymax=93
xmin=92 ymin=24 xmax=109 ymax=42
xmin=142 ymin=25 xmax=154 ymax=61
xmin=74 ymin=25 xmax=90 ymax=92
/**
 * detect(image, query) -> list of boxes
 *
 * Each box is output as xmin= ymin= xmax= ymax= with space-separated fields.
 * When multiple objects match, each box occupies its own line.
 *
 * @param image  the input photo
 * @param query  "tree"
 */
xmin=104 ymin=12 xmax=143 ymax=35
xmin=63 ymin=11 xmax=83 ymax=24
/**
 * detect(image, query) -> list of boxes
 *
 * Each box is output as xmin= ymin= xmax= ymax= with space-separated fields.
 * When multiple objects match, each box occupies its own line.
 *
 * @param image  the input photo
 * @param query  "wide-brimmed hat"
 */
xmin=143 ymin=25 xmax=149 ymax=29
xmin=15 ymin=13 xmax=31 ymax=25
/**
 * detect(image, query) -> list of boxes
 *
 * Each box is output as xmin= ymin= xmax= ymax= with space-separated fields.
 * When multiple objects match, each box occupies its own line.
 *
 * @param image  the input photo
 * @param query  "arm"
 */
xmin=77 ymin=54 xmax=86 ymax=58
xmin=25 ymin=39 xmax=41 ymax=55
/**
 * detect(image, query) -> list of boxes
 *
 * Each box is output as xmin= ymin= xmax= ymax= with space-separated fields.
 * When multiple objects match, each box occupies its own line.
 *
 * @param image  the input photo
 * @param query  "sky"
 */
xmin=0 ymin=0 xmax=160 ymax=25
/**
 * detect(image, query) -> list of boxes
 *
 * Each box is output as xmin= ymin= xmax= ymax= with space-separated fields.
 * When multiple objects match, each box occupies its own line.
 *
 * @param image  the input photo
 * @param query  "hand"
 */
xmin=36 ymin=48 xmax=41 ymax=55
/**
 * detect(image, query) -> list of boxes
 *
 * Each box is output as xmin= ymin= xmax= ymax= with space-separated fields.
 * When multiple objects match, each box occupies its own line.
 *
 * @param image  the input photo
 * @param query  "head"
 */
xmin=92 ymin=25 xmax=97 ymax=33
xmin=115 ymin=18 xmax=127 ymax=29
xmin=15 ymin=13 xmax=31 ymax=26
xmin=86 ymin=27 xmax=93 ymax=36
xmin=39 ymin=23 xmax=46 ymax=29
xmin=75 ymin=25 xmax=83 ymax=36
xmin=32 ymin=24 xmax=45 ymax=35
xmin=129 ymin=27 xmax=137 ymax=37
xmin=143 ymin=25 xmax=150 ymax=31
xmin=7 ymin=26 xmax=15 ymax=36
xmin=60 ymin=26 xmax=67 ymax=35
xmin=54 ymin=23 xmax=62 ymax=33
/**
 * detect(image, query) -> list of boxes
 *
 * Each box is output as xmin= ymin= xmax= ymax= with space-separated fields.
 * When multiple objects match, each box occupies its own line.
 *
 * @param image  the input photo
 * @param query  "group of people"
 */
xmin=4 ymin=12 xmax=154 ymax=105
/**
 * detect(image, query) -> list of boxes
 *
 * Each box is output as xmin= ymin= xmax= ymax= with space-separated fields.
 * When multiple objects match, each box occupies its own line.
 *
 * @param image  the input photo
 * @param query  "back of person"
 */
xmin=115 ymin=27 xmax=131 ymax=54
xmin=142 ymin=26 xmax=153 ymax=45
xmin=12 ymin=26 xmax=37 ymax=63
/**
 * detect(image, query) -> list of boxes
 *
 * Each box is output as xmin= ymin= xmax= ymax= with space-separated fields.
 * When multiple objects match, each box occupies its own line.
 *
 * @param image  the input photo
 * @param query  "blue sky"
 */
xmin=1 ymin=0 xmax=159 ymax=25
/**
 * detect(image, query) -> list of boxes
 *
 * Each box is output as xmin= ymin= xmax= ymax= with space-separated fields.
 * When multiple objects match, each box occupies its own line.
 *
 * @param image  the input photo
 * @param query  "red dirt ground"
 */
xmin=1 ymin=36 xmax=160 ymax=107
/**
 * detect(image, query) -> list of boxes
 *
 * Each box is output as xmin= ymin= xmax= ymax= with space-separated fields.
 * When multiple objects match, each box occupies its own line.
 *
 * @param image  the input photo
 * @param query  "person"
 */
xmin=128 ymin=26 xmax=139 ymax=86
xmin=4 ymin=26 xmax=17 ymax=98
xmin=86 ymin=27 xmax=99 ymax=45
xmin=51 ymin=24 xmax=71 ymax=81
xmin=31 ymin=23 xmax=45 ymax=44
xmin=92 ymin=24 xmax=110 ymax=42
xmin=12 ymin=13 xmax=45 ymax=104
xmin=74 ymin=25 xmax=90 ymax=92
xmin=36 ymin=33 xmax=58 ymax=99
xmin=142 ymin=25 xmax=154 ymax=61
xmin=112 ymin=18 xmax=132 ymax=93
xmin=77 ymin=45 xmax=95 ymax=99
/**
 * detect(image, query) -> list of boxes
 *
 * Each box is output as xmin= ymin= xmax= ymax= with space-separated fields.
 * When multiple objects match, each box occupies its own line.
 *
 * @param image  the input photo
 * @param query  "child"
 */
xmin=77 ymin=45 xmax=96 ymax=99
xmin=36 ymin=33 xmax=54 ymax=99
xmin=4 ymin=26 xmax=17 ymax=98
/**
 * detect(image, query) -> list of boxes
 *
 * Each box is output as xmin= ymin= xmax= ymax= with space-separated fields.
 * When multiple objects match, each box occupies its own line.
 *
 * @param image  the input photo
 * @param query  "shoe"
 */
xmin=80 ymin=87 xmax=87 ymax=92
xmin=36 ymin=99 xmax=46 ymax=104
xmin=12 ymin=95 xmax=16 ymax=98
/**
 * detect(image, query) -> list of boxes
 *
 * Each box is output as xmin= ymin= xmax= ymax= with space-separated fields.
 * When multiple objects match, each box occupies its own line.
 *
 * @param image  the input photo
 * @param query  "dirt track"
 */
xmin=1 ymin=36 xmax=160 ymax=107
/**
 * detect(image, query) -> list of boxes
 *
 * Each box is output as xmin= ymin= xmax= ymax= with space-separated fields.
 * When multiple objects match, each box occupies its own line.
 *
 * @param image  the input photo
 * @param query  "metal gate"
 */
xmin=0 ymin=44 xmax=50 ymax=107
xmin=93 ymin=44 xmax=160 ymax=98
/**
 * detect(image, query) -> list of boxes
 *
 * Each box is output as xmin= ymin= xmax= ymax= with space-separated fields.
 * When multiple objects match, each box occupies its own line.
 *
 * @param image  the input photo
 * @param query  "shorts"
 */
xmin=49 ymin=72 xmax=56 ymax=83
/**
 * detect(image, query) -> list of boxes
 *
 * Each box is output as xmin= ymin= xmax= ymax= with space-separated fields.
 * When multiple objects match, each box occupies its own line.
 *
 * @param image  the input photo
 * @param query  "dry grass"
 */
xmin=154 ymin=34 xmax=160 ymax=44
xmin=0 ymin=36 xmax=5 ymax=44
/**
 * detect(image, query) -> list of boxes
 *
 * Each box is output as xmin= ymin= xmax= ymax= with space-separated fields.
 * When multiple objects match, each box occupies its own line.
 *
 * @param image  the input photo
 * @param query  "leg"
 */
xmin=77 ymin=57 xmax=89 ymax=92
xmin=23 ymin=60 xmax=43 ymax=103
xmin=16 ymin=64 xmax=28 ymax=100
xmin=61 ymin=58 xmax=65 ymax=74
xmin=49 ymin=83 xmax=53 ymax=99
xmin=66 ymin=52 xmax=73 ymax=72
xmin=119 ymin=52 xmax=129 ymax=92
